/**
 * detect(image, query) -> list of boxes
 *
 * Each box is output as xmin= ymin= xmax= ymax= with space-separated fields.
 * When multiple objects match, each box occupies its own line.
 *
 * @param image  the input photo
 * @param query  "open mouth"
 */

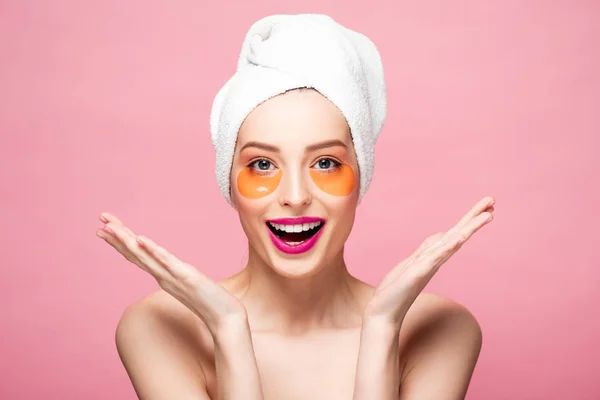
xmin=266 ymin=221 xmax=325 ymax=245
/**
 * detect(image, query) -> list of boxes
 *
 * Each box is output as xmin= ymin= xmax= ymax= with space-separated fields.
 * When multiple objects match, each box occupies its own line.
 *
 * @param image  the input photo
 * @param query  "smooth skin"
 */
xmin=98 ymin=89 xmax=495 ymax=400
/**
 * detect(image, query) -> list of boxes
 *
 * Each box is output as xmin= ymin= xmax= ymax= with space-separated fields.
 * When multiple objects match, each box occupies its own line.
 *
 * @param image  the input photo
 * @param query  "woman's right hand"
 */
xmin=96 ymin=212 xmax=248 ymax=335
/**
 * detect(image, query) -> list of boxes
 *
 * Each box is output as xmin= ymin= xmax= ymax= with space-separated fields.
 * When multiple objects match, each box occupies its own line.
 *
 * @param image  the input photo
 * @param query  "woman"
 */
xmin=96 ymin=14 xmax=495 ymax=400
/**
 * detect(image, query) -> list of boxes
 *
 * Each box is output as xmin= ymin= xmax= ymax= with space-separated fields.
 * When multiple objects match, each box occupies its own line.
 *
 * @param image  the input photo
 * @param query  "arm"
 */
xmin=352 ymin=317 xmax=402 ymax=400
xmin=98 ymin=213 xmax=264 ymax=399
xmin=212 ymin=318 xmax=264 ymax=400
xmin=353 ymin=300 xmax=483 ymax=400
xmin=115 ymin=299 xmax=212 ymax=400
xmin=353 ymin=197 xmax=494 ymax=399
xmin=116 ymin=298 xmax=264 ymax=400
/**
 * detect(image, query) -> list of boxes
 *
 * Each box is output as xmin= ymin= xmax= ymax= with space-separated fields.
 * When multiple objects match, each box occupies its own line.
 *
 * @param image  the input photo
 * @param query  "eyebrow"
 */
xmin=240 ymin=139 xmax=348 ymax=153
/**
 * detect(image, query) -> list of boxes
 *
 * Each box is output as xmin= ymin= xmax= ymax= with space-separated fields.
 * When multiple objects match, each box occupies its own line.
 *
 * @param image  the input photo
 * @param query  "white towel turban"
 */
xmin=209 ymin=14 xmax=387 ymax=206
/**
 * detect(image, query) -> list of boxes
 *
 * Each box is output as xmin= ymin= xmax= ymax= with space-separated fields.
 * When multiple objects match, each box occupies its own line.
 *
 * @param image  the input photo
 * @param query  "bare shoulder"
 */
xmin=398 ymin=292 xmax=483 ymax=398
xmin=404 ymin=292 xmax=481 ymax=328
xmin=115 ymin=290 xmax=213 ymax=400
xmin=400 ymin=292 xmax=483 ymax=365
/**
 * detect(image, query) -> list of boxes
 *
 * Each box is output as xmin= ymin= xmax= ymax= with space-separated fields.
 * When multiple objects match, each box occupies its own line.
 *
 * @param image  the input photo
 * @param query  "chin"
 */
xmin=266 ymin=253 xmax=328 ymax=278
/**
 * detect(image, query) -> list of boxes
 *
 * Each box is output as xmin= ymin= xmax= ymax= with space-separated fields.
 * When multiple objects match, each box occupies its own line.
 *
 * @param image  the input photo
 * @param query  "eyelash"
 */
xmin=248 ymin=157 xmax=341 ymax=176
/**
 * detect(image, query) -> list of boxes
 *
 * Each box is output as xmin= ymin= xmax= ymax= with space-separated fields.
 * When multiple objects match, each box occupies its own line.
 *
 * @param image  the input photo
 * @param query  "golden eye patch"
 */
xmin=309 ymin=164 xmax=355 ymax=196
xmin=237 ymin=167 xmax=282 ymax=199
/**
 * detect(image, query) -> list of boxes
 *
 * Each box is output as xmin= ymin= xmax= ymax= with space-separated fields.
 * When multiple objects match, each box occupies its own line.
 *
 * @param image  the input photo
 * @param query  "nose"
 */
xmin=278 ymin=168 xmax=312 ymax=208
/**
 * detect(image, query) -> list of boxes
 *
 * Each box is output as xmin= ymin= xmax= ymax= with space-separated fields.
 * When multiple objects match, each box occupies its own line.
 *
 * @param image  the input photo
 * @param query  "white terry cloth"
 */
xmin=210 ymin=14 xmax=387 ymax=206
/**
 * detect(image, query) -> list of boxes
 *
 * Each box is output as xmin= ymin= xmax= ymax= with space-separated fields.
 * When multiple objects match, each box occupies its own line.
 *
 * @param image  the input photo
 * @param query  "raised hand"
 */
xmin=95 ymin=213 xmax=247 ymax=333
xmin=364 ymin=196 xmax=495 ymax=326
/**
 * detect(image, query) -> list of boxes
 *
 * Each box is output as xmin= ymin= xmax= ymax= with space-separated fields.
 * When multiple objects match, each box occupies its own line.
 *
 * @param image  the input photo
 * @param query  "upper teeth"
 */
xmin=269 ymin=221 xmax=322 ymax=233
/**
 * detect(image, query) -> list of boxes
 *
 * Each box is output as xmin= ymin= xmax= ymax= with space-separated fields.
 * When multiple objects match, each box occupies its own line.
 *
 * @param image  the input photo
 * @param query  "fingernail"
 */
xmin=96 ymin=230 xmax=106 ymax=238
xmin=99 ymin=214 xmax=108 ymax=223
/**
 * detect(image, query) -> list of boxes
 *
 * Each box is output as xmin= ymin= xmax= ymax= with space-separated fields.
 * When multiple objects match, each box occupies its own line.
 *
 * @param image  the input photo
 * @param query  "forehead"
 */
xmin=237 ymin=89 xmax=351 ymax=148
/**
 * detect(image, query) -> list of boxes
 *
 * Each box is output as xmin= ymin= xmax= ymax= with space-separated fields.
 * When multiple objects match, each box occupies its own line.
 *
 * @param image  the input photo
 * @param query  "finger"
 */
xmin=99 ymin=212 xmax=137 ymax=237
xmin=419 ymin=210 xmax=492 ymax=270
xmin=388 ymin=199 xmax=495 ymax=280
xmin=377 ymin=231 xmax=444 ymax=290
xmin=414 ymin=197 xmax=495 ymax=258
xmin=102 ymin=223 xmax=170 ymax=281
xmin=458 ymin=196 xmax=494 ymax=226
xmin=97 ymin=226 xmax=145 ymax=268
xmin=136 ymin=235 xmax=184 ymax=275
xmin=446 ymin=196 xmax=494 ymax=237
xmin=137 ymin=235 xmax=208 ymax=283
xmin=414 ymin=232 xmax=445 ymax=255
xmin=379 ymin=202 xmax=494 ymax=293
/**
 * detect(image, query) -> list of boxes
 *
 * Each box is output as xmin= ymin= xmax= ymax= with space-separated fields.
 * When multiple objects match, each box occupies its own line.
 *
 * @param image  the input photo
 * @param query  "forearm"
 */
xmin=212 ymin=318 xmax=264 ymax=400
xmin=353 ymin=317 xmax=402 ymax=400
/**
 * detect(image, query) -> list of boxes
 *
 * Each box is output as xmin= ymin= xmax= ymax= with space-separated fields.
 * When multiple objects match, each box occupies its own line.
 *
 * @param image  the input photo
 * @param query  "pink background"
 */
xmin=1 ymin=0 xmax=598 ymax=399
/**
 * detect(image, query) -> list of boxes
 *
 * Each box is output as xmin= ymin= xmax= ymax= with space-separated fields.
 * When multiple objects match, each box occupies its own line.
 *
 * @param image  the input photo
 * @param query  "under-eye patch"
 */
xmin=309 ymin=164 xmax=355 ymax=196
xmin=237 ymin=167 xmax=282 ymax=199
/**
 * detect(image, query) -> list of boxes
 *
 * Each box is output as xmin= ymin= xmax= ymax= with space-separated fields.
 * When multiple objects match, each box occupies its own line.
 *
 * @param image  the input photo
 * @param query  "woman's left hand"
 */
xmin=363 ymin=196 xmax=495 ymax=328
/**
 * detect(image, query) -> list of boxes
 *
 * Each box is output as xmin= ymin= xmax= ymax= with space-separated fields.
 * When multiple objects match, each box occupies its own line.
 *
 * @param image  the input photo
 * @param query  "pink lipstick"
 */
xmin=265 ymin=216 xmax=326 ymax=255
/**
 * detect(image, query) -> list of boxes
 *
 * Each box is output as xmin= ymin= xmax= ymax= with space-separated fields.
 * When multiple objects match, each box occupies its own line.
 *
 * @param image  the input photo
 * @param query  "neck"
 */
xmin=236 ymin=244 xmax=367 ymax=335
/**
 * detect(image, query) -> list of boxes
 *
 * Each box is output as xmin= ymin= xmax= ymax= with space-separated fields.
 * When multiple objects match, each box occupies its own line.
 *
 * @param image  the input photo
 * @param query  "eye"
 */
xmin=255 ymin=159 xmax=272 ymax=170
xmin=249 ymin=158 xmax=277 ymax=175
xmin=312 ymin=157 xmax=341 ymax=171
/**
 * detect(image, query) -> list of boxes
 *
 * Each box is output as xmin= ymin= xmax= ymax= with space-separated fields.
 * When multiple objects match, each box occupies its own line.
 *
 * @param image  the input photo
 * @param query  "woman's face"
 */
xmin=230 ymin=89 xmax=360 ymax=278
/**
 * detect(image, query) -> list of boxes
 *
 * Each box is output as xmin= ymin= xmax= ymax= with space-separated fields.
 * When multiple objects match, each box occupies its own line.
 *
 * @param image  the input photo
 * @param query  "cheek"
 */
xmin=309 ymin=164 xmax=355 ymax=196
xmin=236 ymin=168 xmax=282 ymax=199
